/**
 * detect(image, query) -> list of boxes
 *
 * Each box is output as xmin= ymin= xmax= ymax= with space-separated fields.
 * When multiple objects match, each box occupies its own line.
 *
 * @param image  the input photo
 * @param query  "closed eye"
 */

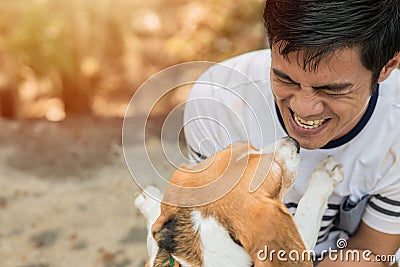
xmin=319 ymin=87 xmax=351 ymax=97
xmin=272 ymin=68 xmax=353 ymax=97
xmin=272 ymin=69 xmax=299 ymax=85
xmin=313 ymin=83 xmax=352 ymax=93
xmin=325 ymin=92 xmax=345 ymax=97
xmin=274 ymin=78 xmax=299 ymax=86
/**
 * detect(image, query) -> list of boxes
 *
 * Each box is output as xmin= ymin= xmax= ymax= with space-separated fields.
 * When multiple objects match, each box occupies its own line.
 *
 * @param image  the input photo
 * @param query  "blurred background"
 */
xmin=0 ymin=0 xmax=265 ymax=120
xmin=0 ymin=0 xmax=266 ymax=266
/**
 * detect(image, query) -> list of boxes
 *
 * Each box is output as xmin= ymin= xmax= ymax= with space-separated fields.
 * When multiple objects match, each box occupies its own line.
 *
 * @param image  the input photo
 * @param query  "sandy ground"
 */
xmin=0 ymin=115 xmax=175 ymax=267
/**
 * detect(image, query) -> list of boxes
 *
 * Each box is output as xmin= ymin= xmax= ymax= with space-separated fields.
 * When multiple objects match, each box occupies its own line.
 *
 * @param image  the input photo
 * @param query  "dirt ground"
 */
xmin=0 ymin=115 xmax=171 ymax=267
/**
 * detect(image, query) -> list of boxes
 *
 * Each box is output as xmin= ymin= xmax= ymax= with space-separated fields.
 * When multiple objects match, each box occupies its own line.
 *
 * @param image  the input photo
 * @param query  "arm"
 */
xmin=318 ymin=222 xmax=400 ymax=266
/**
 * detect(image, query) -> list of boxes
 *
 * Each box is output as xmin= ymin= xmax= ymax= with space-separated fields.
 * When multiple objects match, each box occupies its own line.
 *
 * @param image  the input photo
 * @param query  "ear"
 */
xmin=153 ymin=248 xmax=172 ymax=267
xmin=378 ymin=52 xmax=400 ymax=82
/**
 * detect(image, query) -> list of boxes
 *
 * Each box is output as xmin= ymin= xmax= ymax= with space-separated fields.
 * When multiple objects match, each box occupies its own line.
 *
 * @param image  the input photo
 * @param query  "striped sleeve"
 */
xmin=363 ymin=194 xmax=400 ymax=234
xmin=368 ymin=195 xmax=400 ymax=217
xmin=362 ymin=131 xmax=400 ymax=234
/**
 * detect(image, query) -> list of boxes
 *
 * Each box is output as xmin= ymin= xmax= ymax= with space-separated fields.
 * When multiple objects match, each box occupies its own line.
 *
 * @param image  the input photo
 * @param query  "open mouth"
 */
xmin=291 ymin=111 xmax=329 ymax=129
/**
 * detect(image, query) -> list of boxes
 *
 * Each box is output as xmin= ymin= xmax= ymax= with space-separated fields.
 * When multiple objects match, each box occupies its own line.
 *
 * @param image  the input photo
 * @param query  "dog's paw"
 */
xmin=312 ymin=155 xmax=344 ymax=186
xmin=135 ymin=186 xmax=163 ymax=224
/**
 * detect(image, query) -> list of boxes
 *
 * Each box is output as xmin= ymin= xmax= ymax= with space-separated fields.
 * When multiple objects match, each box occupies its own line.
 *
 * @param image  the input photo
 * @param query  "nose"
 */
xmin=290 ymin=89 xmax=324 ymax=117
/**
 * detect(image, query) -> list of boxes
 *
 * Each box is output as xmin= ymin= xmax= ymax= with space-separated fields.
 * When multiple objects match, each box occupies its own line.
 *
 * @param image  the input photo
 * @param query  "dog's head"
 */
xmin=148 ymin=137 xmax=311 ymax=267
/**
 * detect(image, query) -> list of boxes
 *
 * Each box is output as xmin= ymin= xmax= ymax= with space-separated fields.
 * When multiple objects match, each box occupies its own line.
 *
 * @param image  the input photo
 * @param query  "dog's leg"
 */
xmin=293 ymin=156 xmax=344 ymax=250
xmin=135 ymin=186 xmax=164 ymax=266
xmin=135 ymin=186 xmax=163 ymax=225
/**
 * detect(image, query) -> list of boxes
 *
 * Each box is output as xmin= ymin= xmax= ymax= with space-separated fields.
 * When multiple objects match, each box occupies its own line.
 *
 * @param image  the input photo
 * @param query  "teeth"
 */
xmin=294 ymin=113 xmax=326 ymax=129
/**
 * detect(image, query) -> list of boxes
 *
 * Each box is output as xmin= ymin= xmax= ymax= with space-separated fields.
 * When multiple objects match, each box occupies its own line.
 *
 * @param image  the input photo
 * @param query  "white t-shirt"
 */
xmin=183 ymin=49 xmax=400 ymax=253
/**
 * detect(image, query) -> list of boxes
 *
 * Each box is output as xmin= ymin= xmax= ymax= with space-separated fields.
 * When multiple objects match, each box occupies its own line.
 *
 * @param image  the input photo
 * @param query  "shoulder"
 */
xmin=215 ymin=49 xmax=272 ymax=81
xmin=189 ymin=49 xmax=271 ymax=97
xmin=185 ymin=49 xmax=275 ymax=118
xmin=362 ymin=69 xmax=400 ymax=153
xmin=369 ymin=69 xmax=400 ymax=157
xmin=379 ymin=68 xmax=400 ymax=106
xmin=183 ymin=49 xmax=275 ymax=156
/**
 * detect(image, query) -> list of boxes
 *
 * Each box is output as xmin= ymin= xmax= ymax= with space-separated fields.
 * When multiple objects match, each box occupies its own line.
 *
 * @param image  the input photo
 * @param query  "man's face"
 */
xmin=270 ymin=46 xmax=374 ymax=150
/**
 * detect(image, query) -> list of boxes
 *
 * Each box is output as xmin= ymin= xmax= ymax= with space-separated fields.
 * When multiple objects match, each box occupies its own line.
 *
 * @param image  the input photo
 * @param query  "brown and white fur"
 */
xmin=135 ymin=137 xmax=344 ymax=267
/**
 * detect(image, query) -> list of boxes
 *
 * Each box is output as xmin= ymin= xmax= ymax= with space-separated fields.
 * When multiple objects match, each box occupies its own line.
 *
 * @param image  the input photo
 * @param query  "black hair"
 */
xmin=263 ymin=0 xmax=400 ymax=92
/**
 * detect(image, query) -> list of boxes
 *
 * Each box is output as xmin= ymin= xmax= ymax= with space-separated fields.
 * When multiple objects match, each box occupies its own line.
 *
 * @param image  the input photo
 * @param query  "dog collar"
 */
xmin=169 ymin=255 xmax=182 ymax=267
xmin=170 ymin=255 xmax=175 ymax=266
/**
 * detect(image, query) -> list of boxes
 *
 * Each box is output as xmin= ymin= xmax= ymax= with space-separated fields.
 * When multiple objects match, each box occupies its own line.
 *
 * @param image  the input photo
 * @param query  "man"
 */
xmin=184 ymin=0 xmax=400 ymax=266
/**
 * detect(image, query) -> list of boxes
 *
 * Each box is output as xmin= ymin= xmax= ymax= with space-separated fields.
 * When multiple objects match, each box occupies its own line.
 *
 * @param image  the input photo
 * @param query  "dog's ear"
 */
xmin=150 ymin=211 xmax=178 ymax=267
xmin=151 ymin=203 xmax=179 ymax=236
xmin=151 ymin=208 xmax=203 ymax=267
xmin=239 ymin=200 xmax=312 ymax=267
xmin=153 ymin=248 xmax=172 ymax=267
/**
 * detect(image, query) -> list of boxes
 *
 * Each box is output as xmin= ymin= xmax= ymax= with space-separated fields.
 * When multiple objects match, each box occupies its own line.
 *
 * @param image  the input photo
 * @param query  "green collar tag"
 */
xmin=169 ymin=255 xmax=175 ymax=266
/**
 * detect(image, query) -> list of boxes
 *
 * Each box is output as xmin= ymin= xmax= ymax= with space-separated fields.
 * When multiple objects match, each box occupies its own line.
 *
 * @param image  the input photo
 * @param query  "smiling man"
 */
xmin=183 ymin=0 xmax=400 ymax=266
xmin=271 ymin=47 xmax=377 ymax=150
